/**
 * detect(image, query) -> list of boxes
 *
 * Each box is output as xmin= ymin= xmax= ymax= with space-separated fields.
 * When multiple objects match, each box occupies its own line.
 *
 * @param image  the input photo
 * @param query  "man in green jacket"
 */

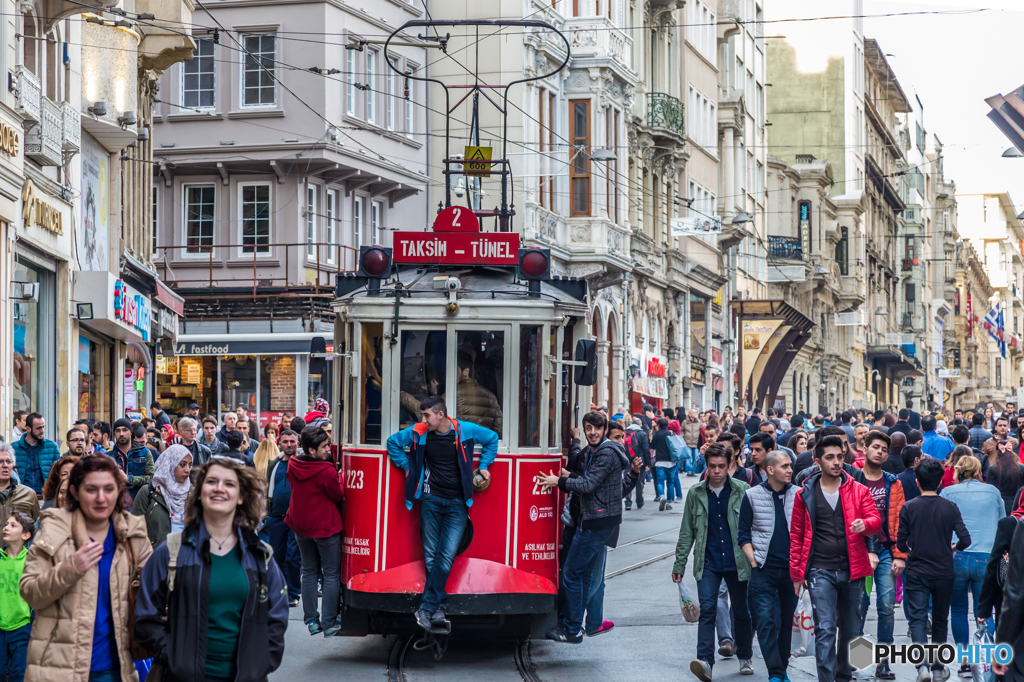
xmin=672 ymin=443 xmax=754 ymax=681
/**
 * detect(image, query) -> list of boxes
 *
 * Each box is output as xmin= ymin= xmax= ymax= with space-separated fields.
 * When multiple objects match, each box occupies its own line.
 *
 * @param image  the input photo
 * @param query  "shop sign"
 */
xmin=630 ymin=349 xmax=668 ymax=400
xmin=0 ymin=120 xmax=19 ymax=157
xmin=690 ymin=354 xmax=706 ymax=371
xmin=711 ymin=348 xmax=723 ymax=366
xmin=174 ymin=339 xmax=333 ymax=355
xmin=159 ymin=309 xmax=177 ymax=337
xmin=114 ymin=280 xmax=151 ymax=341
xmin=22 ymin=179 xmax=63 ymax=235
xmin=123 ymin=368 xmax=137 ymax=410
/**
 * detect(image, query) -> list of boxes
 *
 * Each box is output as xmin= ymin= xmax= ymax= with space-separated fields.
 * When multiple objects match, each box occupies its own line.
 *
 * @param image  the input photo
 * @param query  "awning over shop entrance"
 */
xmin=730 ymin=300 xmax=815 ymax=411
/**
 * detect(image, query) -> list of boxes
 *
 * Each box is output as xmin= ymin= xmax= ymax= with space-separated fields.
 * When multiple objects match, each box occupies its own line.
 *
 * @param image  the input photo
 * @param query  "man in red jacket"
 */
xmin=790 ymin=434 xmax=881 ymax=682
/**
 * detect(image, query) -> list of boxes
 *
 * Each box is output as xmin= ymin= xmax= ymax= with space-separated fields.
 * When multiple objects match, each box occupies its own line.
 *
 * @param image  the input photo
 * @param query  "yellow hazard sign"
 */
xmin=464 ymin=146 xmax=492 ymax=177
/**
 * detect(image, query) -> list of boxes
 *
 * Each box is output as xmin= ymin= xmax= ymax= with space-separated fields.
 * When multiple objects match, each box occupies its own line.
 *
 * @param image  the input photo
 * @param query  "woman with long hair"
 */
xmin=789 ymin=431 xmax=808 ymax=456
xmin=252 ymin=438 xmax=279 ymax=479
xmin=940 ymin=455 xmax=1005 ymax=666
xmin=985 ymin=440 xmax=1024 ymax=514
xmin=41 ymin=454 xmax=79 ymax=510
xmin=263 ymin=423 xmax=279 ymax=443
xmin=942 ymin=445 xmax=974 ymax=489
xmin=131 ymin=444 xmax=193 ymax=548
xmin=134 ymin=458 xmax=288 ymax=682
xmin=20 ymin=455 xmax=152 ymax=682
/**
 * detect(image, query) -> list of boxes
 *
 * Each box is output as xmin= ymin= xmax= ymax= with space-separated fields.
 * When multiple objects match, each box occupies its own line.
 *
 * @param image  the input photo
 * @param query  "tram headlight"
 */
xmin=358 ymin=246 xmax=393 ymax=278
xmin=517 ymin=247 xmax=550 ymax=280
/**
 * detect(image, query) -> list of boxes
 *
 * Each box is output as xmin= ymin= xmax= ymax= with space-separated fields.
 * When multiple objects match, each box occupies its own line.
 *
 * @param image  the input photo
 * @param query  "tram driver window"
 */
xmin=398 ymin=330 xmax=448 ymax=430
xmin=361 ymin=322 xmax=383 ymax=444
xmin=454 ymin=331 xmax=504 ymax=438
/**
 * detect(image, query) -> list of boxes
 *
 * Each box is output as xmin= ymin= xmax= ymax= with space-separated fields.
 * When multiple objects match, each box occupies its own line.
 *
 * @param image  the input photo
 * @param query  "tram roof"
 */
xmin=335 ymin=266 xmax=589 ymax=308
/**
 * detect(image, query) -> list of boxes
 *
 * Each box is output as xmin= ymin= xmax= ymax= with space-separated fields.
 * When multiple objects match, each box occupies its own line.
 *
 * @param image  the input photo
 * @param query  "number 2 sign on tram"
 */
xmin=392 ymin=205 xmax=520 ymax=266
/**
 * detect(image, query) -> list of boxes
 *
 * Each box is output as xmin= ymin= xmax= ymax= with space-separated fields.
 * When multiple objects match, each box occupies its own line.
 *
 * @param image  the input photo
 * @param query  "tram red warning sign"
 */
xmin=433 ymin=205 xmax=479 ymax=233
xmin=392 ymin=231 xmax=520 ymax=265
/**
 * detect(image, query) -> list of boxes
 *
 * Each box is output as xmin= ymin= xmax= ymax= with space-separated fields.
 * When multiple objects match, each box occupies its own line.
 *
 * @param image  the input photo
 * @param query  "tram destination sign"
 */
xmin=392 ymin=230 xmax=520 ymax=266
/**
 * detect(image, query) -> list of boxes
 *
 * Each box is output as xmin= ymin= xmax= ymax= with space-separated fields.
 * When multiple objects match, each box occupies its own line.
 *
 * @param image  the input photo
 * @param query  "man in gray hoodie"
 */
xmin=537 ymin=410 xmax=626 ymax=643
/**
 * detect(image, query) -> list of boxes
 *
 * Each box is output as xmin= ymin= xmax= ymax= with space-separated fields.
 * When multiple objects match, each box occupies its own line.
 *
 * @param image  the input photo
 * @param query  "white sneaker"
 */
xmin=917 ymin=666 xmax=932 ymax=682
xmin=739 ymin=659 xmax=754 ymax=675
xmin=690 ymin=660 xmax=713 ymax=682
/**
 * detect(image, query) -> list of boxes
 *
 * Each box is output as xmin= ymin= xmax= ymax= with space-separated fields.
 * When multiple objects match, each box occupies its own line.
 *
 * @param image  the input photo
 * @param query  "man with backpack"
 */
xmin=625 ymin=419 xmax=651 ymax=510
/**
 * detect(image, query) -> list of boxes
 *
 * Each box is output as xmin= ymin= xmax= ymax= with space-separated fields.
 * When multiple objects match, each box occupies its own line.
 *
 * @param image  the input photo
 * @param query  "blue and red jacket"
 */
xmin=386 ymin=417 xmax=498 ymax=509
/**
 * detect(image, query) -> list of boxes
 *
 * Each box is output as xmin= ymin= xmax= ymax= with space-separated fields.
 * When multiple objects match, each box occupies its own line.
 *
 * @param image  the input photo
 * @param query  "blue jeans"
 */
xmin=296 ymin=533 xmax=342 ymax=628
xmin=951 ymin=551 xmax=988 ymax=646
xmin=696 ymin=569 xmax=752 ymax=666
xmin=561 ymin=526 xmax=614 ymax=636
xmin=671 ymin=463 xmax=682 ymax=499
xmin=749 ymin=565 xmax=798 ymax=679
xmin=419 ymin=493 xmax=469 ymax=614
xmin=0 ymin=623 xmax=31 ymax=682
xmin=683 ymin=446 xmax=700 ymax=474
xmin=655 ymin=465 xmax=675 ymax=501
xmin=585 ymin=544 xmax=608 ymax=633
xmin=266 ymin=516 xmax=301 ymax=600
xmin=859 ymin=547 xmax=895 ymax=644
xmin=807 ymin=568 xmax=865 ymax=682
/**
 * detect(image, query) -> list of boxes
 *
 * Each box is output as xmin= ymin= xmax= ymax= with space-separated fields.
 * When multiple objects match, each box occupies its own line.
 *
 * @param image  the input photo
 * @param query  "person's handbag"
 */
xmin=668 ymin=435 xmax=686 ymax=464
xmin=125 ymin=538 xmax=153 ymax=662
xmin=972 ymin=623 xmax=996 ymax=682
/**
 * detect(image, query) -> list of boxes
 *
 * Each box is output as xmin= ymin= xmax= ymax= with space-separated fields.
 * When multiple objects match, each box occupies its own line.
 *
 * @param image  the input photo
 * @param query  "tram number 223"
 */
xmin=346 ymin=469 xmax=364 ymax=489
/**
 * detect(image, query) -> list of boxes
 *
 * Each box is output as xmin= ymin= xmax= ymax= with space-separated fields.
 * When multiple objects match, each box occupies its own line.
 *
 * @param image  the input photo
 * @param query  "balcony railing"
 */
xmin=12 ymin=65 xmax=40 ymax=125
xmin=768 ymin=235 xmax=803 ymax=261
xmin=62 ymin=102 xmax=80 ymax=152
xmin=901 ymin=258 xmax=914 ymax=271
xmin=156 ymin=241 xmax=359 ymax=296
xmin=25 ymin=97 xmax=63 ymax=166
xmin=646 ymin=93 xmax=684 ymax=138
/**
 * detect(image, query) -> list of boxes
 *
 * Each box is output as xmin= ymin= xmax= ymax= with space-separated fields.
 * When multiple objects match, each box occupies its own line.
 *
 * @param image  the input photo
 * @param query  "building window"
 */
xmin=241 ymin=34 xmax=276 ymax=107
xmin=404 ymin=68 xmax=414 ymax=138
xmin=371 ymin=200 xmax=382 ymax=244
xmin=306 ymin=184 xmax=317 ymax=258
xmin=366 ymin=50 xmax=376 ymax=124
xmin=539 ymin=91 xmax=555 ymax=211
xmin=386 ymin=66 xmax=395 ymax=130
xmin=569 ymin=99 xmax=591 ymax=217
xmin=184 ymin=184 xmax=215 ymax=253
xmin=905 ymin=236 xmax=915 ymax=261
xmin=182 ymin=38 xmax=215 ymax=109
xmin=152 ymin=186 xmax=158 ymax=258
xmin=836 ymin=225 xmax=849 ymax=276
xmin=353 ymin=196 xmax=364 ymax=247
xmin=240 ymin=183 xmax=271 ymax=253
xmin=346 ymin=50 xmax=356 ymax=116
xmin=326 ymin=190 xmax=336 ymax=264
xmin=613 ymin=108 xmax=619 ymax=222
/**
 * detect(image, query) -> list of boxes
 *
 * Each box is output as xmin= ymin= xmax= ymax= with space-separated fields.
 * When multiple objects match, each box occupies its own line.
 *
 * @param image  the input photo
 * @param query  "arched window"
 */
xmin=836 ymin=225 xmax=849 ymax=276
xmin=23 ymin=12 xmax=38 ymax=75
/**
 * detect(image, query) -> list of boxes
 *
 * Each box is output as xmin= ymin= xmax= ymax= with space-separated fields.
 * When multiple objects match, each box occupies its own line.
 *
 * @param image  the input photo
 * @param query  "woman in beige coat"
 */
xmin=20 ymin=455 xmax=152 ymax=682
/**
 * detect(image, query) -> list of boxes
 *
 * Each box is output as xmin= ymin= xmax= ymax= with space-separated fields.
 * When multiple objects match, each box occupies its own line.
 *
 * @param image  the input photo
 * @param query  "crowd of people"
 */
xmin=0 ymin=398 xmax=342 ymax=682
xmin=560 ymin=400 xmax=1024 ymax=682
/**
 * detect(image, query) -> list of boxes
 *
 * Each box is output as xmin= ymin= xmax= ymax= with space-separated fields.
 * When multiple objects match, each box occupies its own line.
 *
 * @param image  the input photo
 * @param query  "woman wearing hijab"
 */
xmin=131 ymin=443 xmax=194 ymax=547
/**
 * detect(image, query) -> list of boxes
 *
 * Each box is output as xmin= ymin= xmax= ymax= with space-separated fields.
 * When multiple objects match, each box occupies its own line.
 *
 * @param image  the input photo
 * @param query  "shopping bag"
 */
xmin=678 ymin=580 xmax=700 ymax=622
xmin=791 ymin=590 xmax=815 ymax=657
xmin=972 ymin=625 xmax=996 ymax=682
xmin=135 ymin=658 xmax=153 ymax=682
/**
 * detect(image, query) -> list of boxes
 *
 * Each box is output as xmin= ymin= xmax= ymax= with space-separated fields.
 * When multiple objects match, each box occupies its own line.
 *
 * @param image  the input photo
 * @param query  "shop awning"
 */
xmin=730 ymin=300 xmax=815 ymax=410
xmin=174 ymin=332 xmax=333 ymax=356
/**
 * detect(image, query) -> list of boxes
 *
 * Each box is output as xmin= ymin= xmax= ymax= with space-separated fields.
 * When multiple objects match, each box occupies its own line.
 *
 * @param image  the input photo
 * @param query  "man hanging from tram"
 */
xmin=386 ymin=395 xmax=499 ymax=634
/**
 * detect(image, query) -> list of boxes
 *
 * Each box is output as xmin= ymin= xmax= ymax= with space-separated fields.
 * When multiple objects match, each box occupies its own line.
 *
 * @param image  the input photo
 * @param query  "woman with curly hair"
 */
xmin=134 ymin=457 xmax=288 ymax=682
xmin=40 ymin=454 xmax=79 ymax=510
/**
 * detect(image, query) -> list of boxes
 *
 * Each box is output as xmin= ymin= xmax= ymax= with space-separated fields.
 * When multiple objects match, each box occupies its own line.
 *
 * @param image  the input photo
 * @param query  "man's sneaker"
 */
xmin=323 ymin=620 xmax=343 ymax=637
xmin=957 ymin=664 xmax=972 ymax=678
xmin=718 ymin=640 xmax=737 ymax=658
xmin=625 ymin=504 xmax=632 ymax=510
xmin=876 ymin=660 xmax=896 ymax=680
xmin=916 ymin=666 xmax=932 ymax=682
xmin=414 ymin=609 xmax=433 ymax=632
xmin=637 ymin=502 xmax=645 ymax=509
xmin=660 ymin=498 xmax=668 ymax=511
xmin=545 ymin=626 xmax=583 ymax=643
xmin=430 ymin=609 xmax=451 ymax=634
xmin=586 ymin=620 xmax=614 ymax=636
xmin=307 ymin=621 xmax=323 ymax=636
xmin=769 ymin=678 xmax=782 ymax=682
xmin=932 ymin=667 xmax=950 ymax=682
xmin=690 ymin=659 xmax=713 ymax=682
xmin=739 ymin=660 xmax=754 ymax=675
xmin=665 ymin=504 xmax=674 ymax=510
xmin=288 ymin=597 xmax=300 ymax=607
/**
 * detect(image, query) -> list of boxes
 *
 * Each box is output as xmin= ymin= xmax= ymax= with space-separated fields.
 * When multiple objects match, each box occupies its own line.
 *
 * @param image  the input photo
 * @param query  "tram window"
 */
xmin=519 ymin=326 xmax=542 ymax=447
xmin=454 ymin=330 xmax=504 ymax=438
xmin=361 ymin=323 xmax=383 ymax=444
xmin=548 ymin=327 xmax=557 ymax=448
xmin=398 ymin=330 xmax=448 ymax=430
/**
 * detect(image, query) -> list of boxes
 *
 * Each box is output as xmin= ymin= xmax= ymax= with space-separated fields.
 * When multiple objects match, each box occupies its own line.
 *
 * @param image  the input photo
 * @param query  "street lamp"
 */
xmin=1003 ymin=147 xmax=1024 ymax=158
xmin=732 ymin=212 xmax=754 ymax=224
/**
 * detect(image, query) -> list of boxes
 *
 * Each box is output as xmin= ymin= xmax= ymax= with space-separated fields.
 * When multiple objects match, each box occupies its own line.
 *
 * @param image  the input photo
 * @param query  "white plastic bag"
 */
xmin=973 ymin=625 xmax=996 ymax=682
xmin=678 ymin=580 xmax=700 ymax=622
xmin=791 ymin=590 xmax=815 ymax=657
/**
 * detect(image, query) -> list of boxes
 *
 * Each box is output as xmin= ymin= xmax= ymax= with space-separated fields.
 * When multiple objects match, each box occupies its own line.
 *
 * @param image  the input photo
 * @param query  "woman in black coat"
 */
xmin=978 ymin=515 xmax=1020 ymax=629
xmin=994 ymin=518 xmax=1024 ymax=681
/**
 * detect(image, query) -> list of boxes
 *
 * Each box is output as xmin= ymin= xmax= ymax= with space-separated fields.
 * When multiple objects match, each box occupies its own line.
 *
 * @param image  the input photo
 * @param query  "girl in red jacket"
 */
xmin=285 ymin=426 xmax=345 ymax=637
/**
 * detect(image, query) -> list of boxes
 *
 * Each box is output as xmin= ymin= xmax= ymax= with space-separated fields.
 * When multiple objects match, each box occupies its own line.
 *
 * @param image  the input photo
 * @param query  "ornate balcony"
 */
xmin=12 ymin=65 xmax=40 ymax=126
xmin=62 ymin=101 xmax=80 ymax=153
xmin=25 ymin=97 xmax=63 ymax=166
xmin=646 ymin=93 xmax=684 ymax=139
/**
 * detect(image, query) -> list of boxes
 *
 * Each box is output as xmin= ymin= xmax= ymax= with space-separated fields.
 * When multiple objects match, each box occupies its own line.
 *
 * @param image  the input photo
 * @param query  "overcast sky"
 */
xmin=862 ymin=0 xmax=1024 ymax=204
